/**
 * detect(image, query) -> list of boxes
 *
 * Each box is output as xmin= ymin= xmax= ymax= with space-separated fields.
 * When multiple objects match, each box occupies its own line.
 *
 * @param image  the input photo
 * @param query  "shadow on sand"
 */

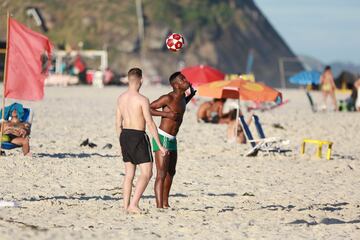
xmin=35 ymin=152 xmax=120 ymax=159
xmin=207 ymin=192 xmax=237 ymax=197
xmin=288 ymin=218 xmax=360 ymax=226
xmin=19 ymin=193 xmax=188 ymax=202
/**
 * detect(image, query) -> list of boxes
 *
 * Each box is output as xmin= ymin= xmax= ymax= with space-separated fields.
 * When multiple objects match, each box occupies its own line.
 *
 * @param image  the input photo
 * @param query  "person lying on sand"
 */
xmin=197 ymin=100 xmax=212 ymax=122
xmin=1 ymin=109 xmax=31 ymax=156
xmin=207 ymin=98 xmax=227 ymax=123
xmin=197 ymin=99 xmax=231 ymax=124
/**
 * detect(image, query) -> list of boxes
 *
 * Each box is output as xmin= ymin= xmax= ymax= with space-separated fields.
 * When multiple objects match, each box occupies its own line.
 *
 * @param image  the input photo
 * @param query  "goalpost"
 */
xmin=278 ymin=57 xmax=308 ymax=88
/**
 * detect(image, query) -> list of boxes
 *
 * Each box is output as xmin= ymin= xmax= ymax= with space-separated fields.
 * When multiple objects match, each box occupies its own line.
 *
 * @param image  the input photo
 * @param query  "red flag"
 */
xmin=4 ymin=17 xmax=53 ymax=101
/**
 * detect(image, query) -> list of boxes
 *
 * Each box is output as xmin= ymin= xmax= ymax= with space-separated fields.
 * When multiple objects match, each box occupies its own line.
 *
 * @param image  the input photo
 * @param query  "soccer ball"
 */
xmin=165 ymin=33 xmax=185 ymax=52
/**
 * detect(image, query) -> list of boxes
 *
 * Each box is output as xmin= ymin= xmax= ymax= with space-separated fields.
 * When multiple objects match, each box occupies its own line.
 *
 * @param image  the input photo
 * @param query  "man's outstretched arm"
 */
xmin=185 ymin=84 xmax=197 ymax=104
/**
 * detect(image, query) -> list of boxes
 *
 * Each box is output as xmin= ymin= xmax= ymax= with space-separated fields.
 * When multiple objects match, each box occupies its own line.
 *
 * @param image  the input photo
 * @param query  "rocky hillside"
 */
xmin=0 ymin=0 xmax=303 ymax=87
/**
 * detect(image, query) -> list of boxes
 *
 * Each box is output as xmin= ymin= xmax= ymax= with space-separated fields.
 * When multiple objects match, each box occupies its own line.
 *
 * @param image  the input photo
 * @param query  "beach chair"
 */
xmin=239 ymin=115 xmax=290 ymax=156
xmin=1 ymin=107 xmax=33 ymax=150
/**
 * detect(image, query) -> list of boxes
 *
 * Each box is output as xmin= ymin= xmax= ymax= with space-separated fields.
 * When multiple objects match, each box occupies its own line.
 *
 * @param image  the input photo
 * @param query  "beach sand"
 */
xmin=0 ymin=86 xmax=359 ymax=239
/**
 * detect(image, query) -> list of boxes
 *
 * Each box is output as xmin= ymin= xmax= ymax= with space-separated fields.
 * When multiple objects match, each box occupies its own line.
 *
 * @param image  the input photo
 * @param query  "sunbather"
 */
xmin=197 ymin=98 xmax=231 ymax=124
xmin=207 ymin=98 xmax=227 ymax=123
xmin=197 ymin=101 xmax=212 ymax=123
xmin=1 ymin=110 xmax=31 ymax=156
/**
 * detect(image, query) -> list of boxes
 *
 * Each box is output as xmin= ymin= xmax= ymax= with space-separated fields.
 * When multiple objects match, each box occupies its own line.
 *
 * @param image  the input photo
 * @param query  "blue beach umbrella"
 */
xmin=289 ymin=70 xmax=321 ymax=85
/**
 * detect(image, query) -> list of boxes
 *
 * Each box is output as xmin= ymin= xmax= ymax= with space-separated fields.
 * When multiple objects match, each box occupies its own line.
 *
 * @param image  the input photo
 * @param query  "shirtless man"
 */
xmin=116 ymin=68 xmax=167 ymax=213
xmin=1 ymin=109 xmax=31 ymax=156
xmin=150 ymin=72 xmax=196 ymax=208
xmin=320 ymin=66 xmax=337 ymax=110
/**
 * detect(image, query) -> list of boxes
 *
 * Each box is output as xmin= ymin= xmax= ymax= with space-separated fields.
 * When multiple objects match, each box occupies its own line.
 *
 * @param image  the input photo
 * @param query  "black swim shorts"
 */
xmin=119 ymin=129 xmax=153 ymax=165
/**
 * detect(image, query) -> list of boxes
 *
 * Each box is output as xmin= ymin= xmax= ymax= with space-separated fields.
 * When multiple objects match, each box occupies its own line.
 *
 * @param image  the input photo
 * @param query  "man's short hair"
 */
xmin=128 ymin=68 xmax=142 ymax=79
xmin=169 ymin=71 xmax=182 ymax=84
xmin=324 ymin=65 xmax=331 ymax=71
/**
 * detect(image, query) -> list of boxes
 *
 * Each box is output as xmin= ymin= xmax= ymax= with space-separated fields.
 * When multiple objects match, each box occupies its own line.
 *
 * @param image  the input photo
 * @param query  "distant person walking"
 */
xmin=320 ymin=66 xmax=337 ymax=111
xmin=116 ymin=68 xmax=167 ymax=213
xmin=355 ymin=78 xmax=360 ymax=111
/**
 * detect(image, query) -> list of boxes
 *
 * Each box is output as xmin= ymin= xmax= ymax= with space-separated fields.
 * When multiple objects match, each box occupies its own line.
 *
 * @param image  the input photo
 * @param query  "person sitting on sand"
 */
xmin=1 ymin=109 xmax=31 ymax=156
xmin=207 ymin=98 xmax=227 ymax=123
xmin=320 ymin=66 xmax=337 ymax=111
xmin=197 ymin=99 xmax=231 ymax=124
xmin=226 ymin=109 xmax=253 ymax=144
xmin=197 ymin=100 xmax=212 ymax=123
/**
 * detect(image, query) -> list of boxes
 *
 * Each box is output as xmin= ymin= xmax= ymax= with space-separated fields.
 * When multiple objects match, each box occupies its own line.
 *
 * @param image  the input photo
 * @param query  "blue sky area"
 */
xmin=254 ymin=0 xmax=360 ymax=64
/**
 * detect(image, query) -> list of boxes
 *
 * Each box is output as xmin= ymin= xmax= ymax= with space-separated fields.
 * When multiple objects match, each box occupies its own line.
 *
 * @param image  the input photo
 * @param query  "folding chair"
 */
xmin=239 ymin=115 xmax=290 ymax=156
xmin=1 ymin=107 xmax=33 ymax=150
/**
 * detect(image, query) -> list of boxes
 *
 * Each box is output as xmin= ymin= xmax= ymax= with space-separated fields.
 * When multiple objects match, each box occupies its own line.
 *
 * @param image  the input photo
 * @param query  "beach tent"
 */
xmin=335 ymin=71 xmax=358 ymax=90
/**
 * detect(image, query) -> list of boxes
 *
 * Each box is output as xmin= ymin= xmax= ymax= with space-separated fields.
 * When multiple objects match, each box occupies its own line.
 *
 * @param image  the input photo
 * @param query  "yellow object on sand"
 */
xmin=1 ymin=134 xmax=10 ymax=142
xmin=301 ymin=139 xmax=333 ymax=160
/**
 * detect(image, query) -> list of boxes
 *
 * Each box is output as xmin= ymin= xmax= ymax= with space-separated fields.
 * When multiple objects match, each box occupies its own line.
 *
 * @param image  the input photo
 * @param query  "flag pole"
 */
xmin=0 ymin=12 xmax=10 ymax=155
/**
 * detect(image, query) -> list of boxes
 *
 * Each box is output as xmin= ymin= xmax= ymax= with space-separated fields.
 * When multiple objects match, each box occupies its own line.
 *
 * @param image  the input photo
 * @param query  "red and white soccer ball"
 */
xmin=165 ymin=33 xmax=185 ymax=52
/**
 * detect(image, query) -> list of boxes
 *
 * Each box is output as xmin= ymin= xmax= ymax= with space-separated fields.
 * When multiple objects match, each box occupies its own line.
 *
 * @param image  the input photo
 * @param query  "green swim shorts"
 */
xmin=152 ymin=129 xmax=177 ymax=151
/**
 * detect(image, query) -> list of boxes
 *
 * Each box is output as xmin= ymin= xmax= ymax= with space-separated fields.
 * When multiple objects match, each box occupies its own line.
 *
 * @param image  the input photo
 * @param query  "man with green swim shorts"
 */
xmin=150 ymin=72 xmax=196 ymax=208
xmin=152 ymin=128 xmax=177 ymax=152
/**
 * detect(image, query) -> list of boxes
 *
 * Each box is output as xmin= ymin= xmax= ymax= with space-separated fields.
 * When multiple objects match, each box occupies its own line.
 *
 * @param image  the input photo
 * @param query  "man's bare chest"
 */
xmin=167 ymin=100 xmax=186 ymax=114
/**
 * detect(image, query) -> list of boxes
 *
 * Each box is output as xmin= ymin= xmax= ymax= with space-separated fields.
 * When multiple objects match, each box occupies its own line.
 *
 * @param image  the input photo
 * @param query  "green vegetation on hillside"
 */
xmin=1 ymin=0 xmax=236 ymax=51
xmin=148 ymin=0 xmax=234 ymax=29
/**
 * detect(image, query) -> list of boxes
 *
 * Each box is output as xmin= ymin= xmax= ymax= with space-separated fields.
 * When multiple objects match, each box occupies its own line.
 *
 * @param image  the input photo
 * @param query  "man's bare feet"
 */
xmin=24 ymin=152 xmax=32 ymax=157
xmin=127 ymin=206 xmax=141 ymax=214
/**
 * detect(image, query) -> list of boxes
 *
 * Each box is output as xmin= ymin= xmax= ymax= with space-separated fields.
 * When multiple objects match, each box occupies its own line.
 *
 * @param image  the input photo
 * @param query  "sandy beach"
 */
xmin=0 ymin=85 xmax=360 ymax=239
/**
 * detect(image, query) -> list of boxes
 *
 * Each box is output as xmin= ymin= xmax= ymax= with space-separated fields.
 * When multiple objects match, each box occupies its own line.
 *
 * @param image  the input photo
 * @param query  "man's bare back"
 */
xmin=117 ymin=91 xmax=147 ymax=132
xmin=116 ymin=68 xmax=166 ymax=213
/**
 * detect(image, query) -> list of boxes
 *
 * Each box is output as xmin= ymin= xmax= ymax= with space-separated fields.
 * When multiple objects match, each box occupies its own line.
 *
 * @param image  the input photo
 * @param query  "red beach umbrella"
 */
xmin=181 ymin=65 xmax=225 ymax=86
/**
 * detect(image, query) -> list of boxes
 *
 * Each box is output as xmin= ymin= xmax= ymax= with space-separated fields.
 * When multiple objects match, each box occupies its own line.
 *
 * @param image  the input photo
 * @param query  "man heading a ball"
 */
xmin=150 ymin=72 xmax=196 ymax=208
